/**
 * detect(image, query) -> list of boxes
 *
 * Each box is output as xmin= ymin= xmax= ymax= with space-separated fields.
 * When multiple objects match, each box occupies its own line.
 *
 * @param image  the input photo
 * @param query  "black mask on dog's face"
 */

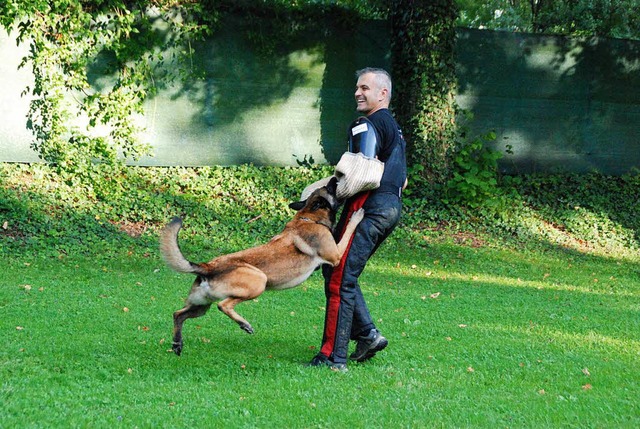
xmin=289 ymin=177 xmax=339 ymax=213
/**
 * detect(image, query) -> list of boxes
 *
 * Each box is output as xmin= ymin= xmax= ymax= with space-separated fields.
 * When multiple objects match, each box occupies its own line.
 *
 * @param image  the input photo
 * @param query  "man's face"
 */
xmin=355 ymin=73 xmax=386 ymax=115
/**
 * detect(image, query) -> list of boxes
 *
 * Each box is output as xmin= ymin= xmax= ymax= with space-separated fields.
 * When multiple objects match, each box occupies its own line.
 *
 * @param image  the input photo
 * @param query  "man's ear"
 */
xmin=379 ymin=87 xmax=388 ymax=101
xmin=289 ymin=200 xmax=306 ymax=211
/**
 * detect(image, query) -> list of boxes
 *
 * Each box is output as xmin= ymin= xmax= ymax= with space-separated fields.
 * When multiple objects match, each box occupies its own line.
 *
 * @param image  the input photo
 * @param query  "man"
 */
xmin=309 ymin=67 xmax=407 ymax=371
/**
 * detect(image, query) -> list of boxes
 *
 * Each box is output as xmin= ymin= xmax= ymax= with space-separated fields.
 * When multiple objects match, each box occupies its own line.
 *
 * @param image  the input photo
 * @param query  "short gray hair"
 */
xmin=356 ymin=67 xmax=392 ymax=99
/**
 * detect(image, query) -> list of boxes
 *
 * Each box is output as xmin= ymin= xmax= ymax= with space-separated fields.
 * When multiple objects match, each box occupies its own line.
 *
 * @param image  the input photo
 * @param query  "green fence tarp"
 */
xmin=1 ymin=23 xmax=639 ymax=174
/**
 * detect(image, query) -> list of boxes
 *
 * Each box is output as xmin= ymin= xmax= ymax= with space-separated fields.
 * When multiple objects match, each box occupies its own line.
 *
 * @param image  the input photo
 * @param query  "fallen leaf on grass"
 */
xmin=430 ymin=292 xmax=441 ymax=299
xmin=582 ymin=384 xmax=593 ymax=390
xmin=582 ymin=367 xmax=591 ymax=377
xmin=16 ymin=326 xmax=24 ymax=330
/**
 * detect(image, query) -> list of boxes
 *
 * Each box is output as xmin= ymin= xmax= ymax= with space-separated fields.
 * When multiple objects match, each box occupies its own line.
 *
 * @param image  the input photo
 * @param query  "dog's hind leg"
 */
xmin=172 ymin=303 xmax=212 ymax=356
xmin=215 ymin=265 xmax=267 ymax=334
xmin=217 ymin=297 xmax=257 ymax=334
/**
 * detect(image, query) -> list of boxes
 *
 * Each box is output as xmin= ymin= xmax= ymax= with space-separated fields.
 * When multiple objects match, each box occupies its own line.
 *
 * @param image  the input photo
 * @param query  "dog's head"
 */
xmin=289 ymin=176 xmax=340 ymax=219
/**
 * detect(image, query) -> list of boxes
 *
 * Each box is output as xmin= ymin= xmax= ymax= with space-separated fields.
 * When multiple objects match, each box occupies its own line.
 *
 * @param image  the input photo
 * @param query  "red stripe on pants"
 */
xmin=320 ymin=191 xmax=370 ymax=357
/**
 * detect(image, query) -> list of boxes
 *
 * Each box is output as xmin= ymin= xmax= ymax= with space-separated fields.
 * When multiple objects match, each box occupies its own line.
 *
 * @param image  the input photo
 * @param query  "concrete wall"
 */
xmin=1 ymin=22 xmax=639 ymax=175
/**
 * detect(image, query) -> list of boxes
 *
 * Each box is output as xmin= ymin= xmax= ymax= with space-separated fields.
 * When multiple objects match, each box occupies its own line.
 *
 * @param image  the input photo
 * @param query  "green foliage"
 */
xmin=390 ymin=0 xmax=459 ymax=187
xmin=1 ymin=0 xmax=219 ymax=179
xmin=456 ymin=0 xmax=640 ymax=39
xmin=444 ymin=130 xmax=505 ymax=208
xmin=0 ymin=0 xmax=382 ymax=182
xmin=512 ymin=172 xmax=640 ymax=251
xmin=1 ymin=0 xmax=463 ymax=201
xmin=0 ymin=163 xmax=333 ymax=258
xmin=2 ymin=163 xmax=638 ymax=260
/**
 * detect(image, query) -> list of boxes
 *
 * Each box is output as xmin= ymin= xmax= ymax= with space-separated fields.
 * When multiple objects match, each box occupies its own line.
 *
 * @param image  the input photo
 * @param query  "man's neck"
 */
xmin=365 ymin=105 xmax=388 ymax=116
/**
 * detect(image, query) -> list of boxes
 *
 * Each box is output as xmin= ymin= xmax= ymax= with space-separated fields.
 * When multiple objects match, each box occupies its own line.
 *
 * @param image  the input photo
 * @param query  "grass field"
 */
xmin=3 ymin=239 xmax=639 ymax=428
xmin=1 ymin=164 xmax=639 ymax=427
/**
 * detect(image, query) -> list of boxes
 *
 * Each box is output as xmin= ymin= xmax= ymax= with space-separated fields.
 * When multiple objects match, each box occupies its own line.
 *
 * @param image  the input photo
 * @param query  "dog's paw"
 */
xmin=172 ymin=341 xmax=183 ymax=356
xmin=350 ymin=208 xmax=365 ymax=224
xmin=240 ymin=323 xmax=255 ymax=335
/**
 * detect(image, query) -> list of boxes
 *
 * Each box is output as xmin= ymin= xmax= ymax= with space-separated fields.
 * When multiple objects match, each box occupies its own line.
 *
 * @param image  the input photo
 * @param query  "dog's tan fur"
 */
xmin=160 ymin=177 xmax=364 ymax=355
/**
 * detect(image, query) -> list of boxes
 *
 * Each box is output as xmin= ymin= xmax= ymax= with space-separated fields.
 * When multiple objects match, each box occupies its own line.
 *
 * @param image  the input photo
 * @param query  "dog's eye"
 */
xmin=312 ymin=199 xmax=330 ymax=211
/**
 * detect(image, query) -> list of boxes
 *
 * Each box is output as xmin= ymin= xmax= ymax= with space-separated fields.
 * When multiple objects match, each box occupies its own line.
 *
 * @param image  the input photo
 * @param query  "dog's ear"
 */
xmin=326 ymin=176 xmax=338 ymax=194
xmin=289 ymin=200 xmax=306 ymax=211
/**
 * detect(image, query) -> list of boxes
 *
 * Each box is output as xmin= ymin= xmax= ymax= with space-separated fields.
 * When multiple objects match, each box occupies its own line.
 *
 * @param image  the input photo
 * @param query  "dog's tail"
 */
xmin=160 ymin=217 xmax=207 ymax=275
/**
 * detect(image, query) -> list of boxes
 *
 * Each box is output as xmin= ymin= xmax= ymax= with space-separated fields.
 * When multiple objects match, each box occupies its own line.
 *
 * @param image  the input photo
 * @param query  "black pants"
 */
xmin=318 ymin=190 xmax=402 ymax=363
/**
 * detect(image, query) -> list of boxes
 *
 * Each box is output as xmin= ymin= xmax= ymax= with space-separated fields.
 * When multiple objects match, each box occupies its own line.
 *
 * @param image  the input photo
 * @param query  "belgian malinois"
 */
xmin=160 ymin=177 xmax=364 ymax=355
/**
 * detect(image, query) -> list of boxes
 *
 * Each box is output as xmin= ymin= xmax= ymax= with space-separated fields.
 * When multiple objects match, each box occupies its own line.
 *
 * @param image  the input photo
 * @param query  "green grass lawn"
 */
xmin=2 ymin=239 xmax=638 ymax=428
xmin=1 ymin=164 xmax=639 ymax=427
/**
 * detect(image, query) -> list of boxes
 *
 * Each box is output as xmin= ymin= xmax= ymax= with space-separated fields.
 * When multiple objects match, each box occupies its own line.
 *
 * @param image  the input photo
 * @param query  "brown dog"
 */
xmin=160 ymin=177 xmax=364 ymax=355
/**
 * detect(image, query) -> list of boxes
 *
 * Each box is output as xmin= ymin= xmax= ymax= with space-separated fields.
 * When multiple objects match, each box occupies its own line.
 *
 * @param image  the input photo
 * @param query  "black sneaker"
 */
xmin=350 ymin=329 xmax=388 ymax=362
xmin=307 ymin=353 xmax=348 ymax=372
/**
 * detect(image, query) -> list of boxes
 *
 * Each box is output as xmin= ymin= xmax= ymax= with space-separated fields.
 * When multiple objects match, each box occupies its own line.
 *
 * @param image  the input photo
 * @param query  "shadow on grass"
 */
xmin=362 ymin=240 xmax=639 ymax=348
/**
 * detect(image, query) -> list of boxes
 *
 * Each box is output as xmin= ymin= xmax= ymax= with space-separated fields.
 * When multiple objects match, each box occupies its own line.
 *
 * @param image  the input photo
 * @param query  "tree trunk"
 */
xmin=390 ymin=0 xmax=458 ymax=187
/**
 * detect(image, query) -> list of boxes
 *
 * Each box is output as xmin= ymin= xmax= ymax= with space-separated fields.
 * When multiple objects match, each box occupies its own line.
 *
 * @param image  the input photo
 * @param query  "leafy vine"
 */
xmin=1 ymin=0 xmax=218 ymax=181
xmin=390 ymin=0 xmax=459 ymax=189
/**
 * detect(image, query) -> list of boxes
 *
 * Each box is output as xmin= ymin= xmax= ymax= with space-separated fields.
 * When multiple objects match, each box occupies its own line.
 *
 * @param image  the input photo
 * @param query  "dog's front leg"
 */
xmin=172 ymin=303 xmax=212 ymax=355
xmin=335 ymin=208 xmax=365 ymax=261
